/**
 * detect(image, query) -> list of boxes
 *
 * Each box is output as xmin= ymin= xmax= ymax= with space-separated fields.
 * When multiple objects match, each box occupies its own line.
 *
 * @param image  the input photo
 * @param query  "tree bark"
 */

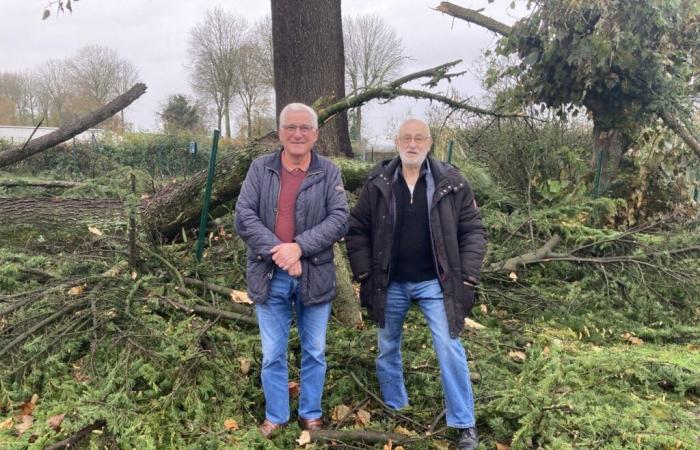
xmin=271 ymin=0 xmax=353 ymax=157
xmin=331 ymin=242 xmax=363 ymax=327
xmin=0 ymin=83 xmax=147 ymax=168
xmin=0 ymin=197 xmax=126 ymax=246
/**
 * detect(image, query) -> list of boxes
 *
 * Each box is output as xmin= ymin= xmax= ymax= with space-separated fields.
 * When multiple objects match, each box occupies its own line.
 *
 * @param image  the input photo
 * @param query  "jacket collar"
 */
xmin=266 ymin=147 xmax=321 ymax=173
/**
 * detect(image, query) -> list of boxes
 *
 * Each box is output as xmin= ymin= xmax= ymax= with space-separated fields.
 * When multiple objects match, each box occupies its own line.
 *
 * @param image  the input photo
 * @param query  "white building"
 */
xmin=0 ymin=125 xmax=104 ymax=145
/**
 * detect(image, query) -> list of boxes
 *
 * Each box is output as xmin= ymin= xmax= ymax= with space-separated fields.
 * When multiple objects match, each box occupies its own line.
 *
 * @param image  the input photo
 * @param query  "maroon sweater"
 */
xmin=275 ymin=166 xmax=306 ymax=243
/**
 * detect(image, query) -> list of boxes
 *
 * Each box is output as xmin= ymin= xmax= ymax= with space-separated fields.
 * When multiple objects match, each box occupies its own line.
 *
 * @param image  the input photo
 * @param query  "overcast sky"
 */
xmin=2 ymin=0 xmax=528 ymax=145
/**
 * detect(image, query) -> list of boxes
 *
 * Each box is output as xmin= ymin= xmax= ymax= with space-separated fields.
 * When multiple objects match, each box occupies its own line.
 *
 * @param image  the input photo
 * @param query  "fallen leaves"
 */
xmin=87 ymin=225 xmax=103 ymax=236
xmin=464 ymin=317 xmax=486 ymax=330
xmin=9 ymin=394 xmax=40 ymax=436
xmin=223 ymin=418 xmax=239 ymax=431
xmin=47 ymin=413 xmax=65 ymax=432
xmin=330 ymin=404 xmax=372 ymax=427
xmin=355 ymin=408 xmax=371 ymax=427
xmin=0 ymin=418 xmax=13 ymax=430
xmin=297 ymin=430 xmax=311 ymax=446
xmin=621 ymin=332 xmax=643 ymax=346
xmin=238 ymin=357 xmax=251 ymax=375
xmin=508 ymin=350 xmax=527 ymax=362
xmin=230 ymin=290 xmax=253 ymax=305
xmin=15 ymin=415 xmax=33 ymax=435
xmin=67 ymin=284 xmax=86 ymax=296
xmin=288 ymin=381 xmax=300 ymax=398
xmin=331 ymin=404 xmax=351 ymax=422
xmin=496 ymin=443 xmax=511 ymax=450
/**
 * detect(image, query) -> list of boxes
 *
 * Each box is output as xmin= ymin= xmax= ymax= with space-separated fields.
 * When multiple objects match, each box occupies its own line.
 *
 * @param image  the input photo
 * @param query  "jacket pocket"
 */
xmin=359 ymin=276 xmax=373 ymax=307
xmin=307 ymin=249 xmax=336 ymax=300
xmin=461 ymin=282 xmax=475 ymax=316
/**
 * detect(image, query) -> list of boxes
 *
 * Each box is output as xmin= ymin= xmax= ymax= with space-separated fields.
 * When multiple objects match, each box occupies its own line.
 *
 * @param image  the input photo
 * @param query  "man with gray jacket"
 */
xmin=235 ymin=103 xmax=348 ymax=438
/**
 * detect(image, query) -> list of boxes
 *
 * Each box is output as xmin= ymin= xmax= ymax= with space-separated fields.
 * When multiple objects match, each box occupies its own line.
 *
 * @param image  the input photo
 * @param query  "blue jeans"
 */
xmin=376 ymin=278 xmax=475 ymax=428
xmin=255 ymin=269 xmax=332 ymax=424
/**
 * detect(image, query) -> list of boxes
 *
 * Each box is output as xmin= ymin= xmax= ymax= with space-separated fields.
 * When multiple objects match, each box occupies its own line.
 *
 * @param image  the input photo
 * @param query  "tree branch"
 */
xmin=307 ymin=429 xmax=409 ymax=446
xmin=659 ymin=109 xmax=700 ymax=159
xmin=44 ymin=420 xmax=107 ymax=450
xmin=434 ymin=2 xmax=512 ymax=36
xmin=487 ymin=235 xmax=562 ymax=272
xmin=0 ymin=83 xmax=147 ymax=168
xmin=317 ymin=60 xmax=525 ymax=125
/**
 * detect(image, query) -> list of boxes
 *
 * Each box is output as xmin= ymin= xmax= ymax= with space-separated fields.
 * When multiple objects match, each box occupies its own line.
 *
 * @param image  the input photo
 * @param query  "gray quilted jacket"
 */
xmin=234 ymin=148 xmax=349 ymax=305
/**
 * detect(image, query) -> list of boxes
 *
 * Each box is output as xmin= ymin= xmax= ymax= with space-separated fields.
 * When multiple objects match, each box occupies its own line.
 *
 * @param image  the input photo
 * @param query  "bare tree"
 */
xmin=235 ymin=40 xmax=272 ymax=139
xmin=114 ymin=60 xmax=140 ymax=129
xmin=0 ymin=72 xmax=28 ymax=124
xmin=344 ymin=14 xmax=408 ymax=148
xmin=35 ymin=59 xmax=71 ymax=126
xmin=187 ymin=7 xmax=247 ymax=138
xmin=67 ymin=45 xmax=123 ymax=110
xmin=251 ymin=15 xmax=274 ymax=87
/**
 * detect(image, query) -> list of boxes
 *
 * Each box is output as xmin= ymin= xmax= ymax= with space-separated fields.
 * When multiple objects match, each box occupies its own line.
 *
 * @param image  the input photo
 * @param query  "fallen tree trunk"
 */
xmin=0 ymin=83 xmax=147 ymax=168
xmin=0 ymin=197 xmax=126 ymax=246
xmin=0 ymin=179 xmax=81 ymax=188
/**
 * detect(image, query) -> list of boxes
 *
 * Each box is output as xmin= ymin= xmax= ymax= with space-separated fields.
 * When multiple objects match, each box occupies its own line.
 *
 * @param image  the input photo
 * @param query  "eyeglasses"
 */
xmin=398 ymin=135 xmax=430 ymax=144
xmin=281 ymin=124 xmax=316 ymax=134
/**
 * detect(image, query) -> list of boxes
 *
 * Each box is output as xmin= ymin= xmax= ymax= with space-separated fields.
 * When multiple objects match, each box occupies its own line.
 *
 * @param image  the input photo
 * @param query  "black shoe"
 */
xmin=457 ymin=426 xmax=479 ymax=450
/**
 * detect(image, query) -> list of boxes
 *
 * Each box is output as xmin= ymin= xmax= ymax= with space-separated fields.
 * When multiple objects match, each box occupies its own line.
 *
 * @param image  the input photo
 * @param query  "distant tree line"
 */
xmin=0 ymin=45 xmax=139 ymax=130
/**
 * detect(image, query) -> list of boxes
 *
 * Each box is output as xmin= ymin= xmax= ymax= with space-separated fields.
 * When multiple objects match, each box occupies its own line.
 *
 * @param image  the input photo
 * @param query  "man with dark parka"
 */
xmin=346 ymin=118 xmax=486 ymax=450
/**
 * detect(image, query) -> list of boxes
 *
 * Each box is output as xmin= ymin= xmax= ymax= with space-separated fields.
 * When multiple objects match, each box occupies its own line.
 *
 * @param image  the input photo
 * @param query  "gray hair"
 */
xmin=279 ymin=103 xmax=318 ymax=128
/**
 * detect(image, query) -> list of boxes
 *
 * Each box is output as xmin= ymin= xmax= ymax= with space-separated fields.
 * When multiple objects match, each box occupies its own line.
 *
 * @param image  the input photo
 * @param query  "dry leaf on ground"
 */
xmin=87 ymin=226 xmax=103 ymax=236
xmin=331 ymin=404 xmax=351 ymax=422
xmin=393 ymin=425 xmax=416 ymax=436
xmin=67 ymin=285 xmax=86 ymax=296
xmin=496 ymin=443 xmax=511 ymax=450
xmin=47 ymin=413 xmax=65 ymax=432
xmin=15 ymin=415 xmax=33 ymax=435
xmin=297 ymin=430 xmax=311 ymax=446
xmin=464 ymin=317 xmax=486 ymax=330
xmin=238 ymin=357 xmax=251 ymax=375
xmin=223 ymin=418 xmax=239 ymax=431
xmin=230 ymin=290 xmax=253 ymax=304
xmin=288 ymin=381 xmax=300 ymax=398
xmin=622 ymin=332 xmax=643 ymax=345
xmin=19 ymin=394 xmax=39 ymax=416
xmin=0 ymin=418 xmax=13 ymax=430
xmin=355 ymin=408 xmax=371 ymax=426
xmin=508 ymin=350 xmax=527 ymax=362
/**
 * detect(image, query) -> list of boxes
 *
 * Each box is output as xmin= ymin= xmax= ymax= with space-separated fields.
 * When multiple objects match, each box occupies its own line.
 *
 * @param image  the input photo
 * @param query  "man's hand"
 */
xmin=287 ymin=260 xmax=302 ymax=277
xmin=271 ymin=242 xmax=302 ymax=270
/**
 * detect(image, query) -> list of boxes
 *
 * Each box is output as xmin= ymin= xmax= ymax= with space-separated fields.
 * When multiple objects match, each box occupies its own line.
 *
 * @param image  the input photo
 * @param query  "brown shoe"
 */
xmin=259 ymin=419 xmax=287 ymax=438
xmin=299 ymin=417 xmax=325 ymax=431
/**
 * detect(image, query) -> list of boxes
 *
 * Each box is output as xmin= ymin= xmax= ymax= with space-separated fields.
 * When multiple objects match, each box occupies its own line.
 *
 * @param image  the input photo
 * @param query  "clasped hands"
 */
xmin=270 ymin=242 xmax=302 ymax=277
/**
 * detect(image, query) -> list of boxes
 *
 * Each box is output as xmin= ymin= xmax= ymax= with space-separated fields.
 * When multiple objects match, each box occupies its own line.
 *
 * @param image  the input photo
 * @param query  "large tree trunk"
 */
xmin=0 ymin=198 xmax=126 ymax=246
xmin=271 ymin=0 xmax=353 ymax=157
xmin=591 ymin=122 xmax=630 ymax=196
